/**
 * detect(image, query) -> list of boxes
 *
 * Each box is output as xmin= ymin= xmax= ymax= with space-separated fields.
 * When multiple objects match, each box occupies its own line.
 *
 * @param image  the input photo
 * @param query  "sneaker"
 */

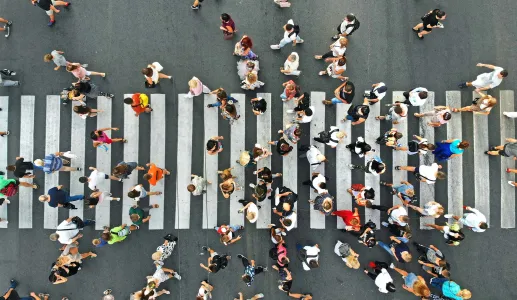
xmin=508 ymin=181 xmax=515 ymax=187
xmin=4 ymin=26 xmax=9 ymax=38
xmin=191 ymin=5 xmax=200 ymax=9
xmin=76 ymin=167 xmax=82 ymax=171
xmin=173 ymin=272 xmax=182 ymax=280
xmin=379 ymin=181 xmax=388 ymax=186
xmin=48 ymin=20 xmax=55 ymax=27
xmin=201 ymin=246 xmax=208 ymax=251
xmin=10 ymin=279 xmax=17 ymax=289
xmin=348 ymin=164 xmax=355 ymax=170
xmin=107 ymin=93 xmax=114 ymax=98
xmin=237 ymin=254 xmax=244 ymax=259
xmin=255 ymin=293 xmax=265 ymax=299
xmin=207 ymin=104 xmax=214 ymax=108
xmin=262 ymin=267 xmax=268 ymax=272
xmin=270 ymin=44 xmax=280 ymax=50
xmin=249 ymin=183 xmax=256 ymax=188
xmin=286 ymin=109 xmax=294 ymax=113
xmin=444 ymin=214 xmax=453 ymax=218
xmin=65 ymin=2 xmax=71 ymax=7
xmin=7 ymin=21 xmax=12 ymax=26
xmin=331 ymin=35 xmax=339 ymax=40
xmin=297 ymin=39 xmax=304 ymax=43
xmin=389 ymin=263 xmax=394 ymax=269
xmin=381 ymin=221 xmax=389 ymax=227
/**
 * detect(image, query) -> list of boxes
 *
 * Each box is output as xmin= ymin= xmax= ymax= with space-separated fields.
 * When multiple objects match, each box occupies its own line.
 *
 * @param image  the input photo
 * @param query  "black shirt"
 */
xmin=77 ymin=82 xmax=92 ymax=94
xmin=36 ymin=0 xmax=52 ymax=10
xmin=347 ymin=104 xmax=369 ymax=121
xmin=252 ymin=98 xmax=267 ymax=114
xmin=258 ymin=167 xmax=273 ymax=183
xmin=276 ymin=138 xmax=293 ymax=155
xmin=339 ymin=82 xmax=355 ymax=104
xmin=211 ymin=254 xmax=229 ymax=273
xmin=14 ymin=158 xmax=33 ymax=178
xmin=0 ymin=290 xmax=20 ymax=300
xmin=422 ymin=9 xmax=440 ymax=27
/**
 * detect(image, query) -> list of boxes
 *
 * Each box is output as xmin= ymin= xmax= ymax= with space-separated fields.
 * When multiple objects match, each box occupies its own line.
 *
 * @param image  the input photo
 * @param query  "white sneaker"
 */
xmin=253 ymin=171 xmax=258 ymax=175
xmin=270 ymin=45 xmax=280 ymax=50
xmin=286 ymin=109 xmax=294 ymax=113
xmin=444 ymin=214 xmax=453 ymax=218
xmin=3 ymin=200 xmax=10 ymax=204
xmin=389 ymin=263 xmax=394 ymax=269
xmin=297 ymin=39 xmax=304 ymax=43
xmin=173 ymin=272 xmax=182 ymax=280
xmin=509 ymin=181 xmax=515 ymax=187
xmin=249 ymin=183 xmax=256 ymax=188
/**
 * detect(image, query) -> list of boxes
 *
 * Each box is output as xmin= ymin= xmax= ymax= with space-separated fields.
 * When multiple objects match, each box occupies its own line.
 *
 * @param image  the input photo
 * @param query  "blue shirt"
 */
xmin=35 ymin=154 xmax=63 ymax=174
xmin=244 ymin=264 xmax=255 ymax=286
xmin=450 ymin=139 xmax=464 ymax=155
xmin=48 ymin=187 xmax=66 ymax=208
xmin=442 ymin=281 xmax=462 ymax=300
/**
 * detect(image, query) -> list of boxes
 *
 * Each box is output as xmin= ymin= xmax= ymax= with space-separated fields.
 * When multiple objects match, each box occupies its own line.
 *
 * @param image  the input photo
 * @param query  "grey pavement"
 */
xmin=0 ymin=0 xmax=517 ymax=299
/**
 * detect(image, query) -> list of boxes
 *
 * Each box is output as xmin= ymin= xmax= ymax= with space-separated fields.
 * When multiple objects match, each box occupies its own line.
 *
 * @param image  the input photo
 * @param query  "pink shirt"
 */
xmin=189 ymin=78 xmax=203 ymax=96
xmin=71 ymin=67 xmax=87 ymax=79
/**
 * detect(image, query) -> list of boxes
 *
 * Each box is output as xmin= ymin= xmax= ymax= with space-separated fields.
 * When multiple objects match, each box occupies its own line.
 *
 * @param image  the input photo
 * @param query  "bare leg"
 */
xmin=392 ymin=266 xmax=408 ymax=277
xmin=0 ymin=18 xmax=9 ymax=24
xmin=163 ymin=168 xmax=171 ymax=175
xmin=147 ymin=191 xmax=162 ymax=196
xmin=412 ymin=23 xmax=423 ymax=30
xmin=425 ymin=224 xmax=444 ymax=231
xmin=80 ymin=251 xmax=97 ymax=259
xmin=418 ymin=30 xmax=431 ymax=37
xmin=59 ymin=166 xmax=79 ymax=172
xmin=193 ymin=0 xmax=199 ymax=6
xmin=398 ymin=166 xmax=416 ymax=172
xmin=53 ymin=1 xmax=69 ymax=6
xmin=19 ymin=182 xmax=38 ymax=189
xmin=30 ymin=293 xmax=41 ymax=300
xmin=111 ymin=138 xmax=126 ymax=143
xmin=88 ymin=71 xmax=106 ymax=77
xmin=158 ymin=73 xmax=172 ymax=79
xmin=407 ymin=204 xmax=424 ymax=215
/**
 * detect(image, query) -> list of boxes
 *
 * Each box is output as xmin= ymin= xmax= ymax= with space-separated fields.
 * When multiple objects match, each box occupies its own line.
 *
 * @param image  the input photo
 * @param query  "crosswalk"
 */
xmin=0 ymin=90 xmax=516 ymax=230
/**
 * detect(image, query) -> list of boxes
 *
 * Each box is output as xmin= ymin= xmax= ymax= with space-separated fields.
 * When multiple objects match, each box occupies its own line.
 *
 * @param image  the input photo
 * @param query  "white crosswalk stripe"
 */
xmin=0 ymin=91 xmax=516 ymax=230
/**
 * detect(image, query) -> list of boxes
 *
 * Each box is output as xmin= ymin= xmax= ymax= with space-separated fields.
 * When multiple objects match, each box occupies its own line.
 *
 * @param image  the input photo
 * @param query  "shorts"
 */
xmin=404 ymin=272 xmax=418 ymax=288
xmin=45 ymin=1 xmax=57 ymax=15
xmin=210 ymin=251 xmax=219 ymax=258
xmin=85 ymin=70 xmax=92 ymax=76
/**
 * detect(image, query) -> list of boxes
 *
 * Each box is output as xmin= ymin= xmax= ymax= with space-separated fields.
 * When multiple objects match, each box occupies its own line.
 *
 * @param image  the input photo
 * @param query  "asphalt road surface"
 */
xmin=1 ymin=0 xmax=517 ymax=299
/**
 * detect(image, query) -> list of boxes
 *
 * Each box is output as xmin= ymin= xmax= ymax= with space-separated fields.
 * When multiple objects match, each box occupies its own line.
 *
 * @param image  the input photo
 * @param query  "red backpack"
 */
xmin=1 ymin=183 xmax=19 ymax=197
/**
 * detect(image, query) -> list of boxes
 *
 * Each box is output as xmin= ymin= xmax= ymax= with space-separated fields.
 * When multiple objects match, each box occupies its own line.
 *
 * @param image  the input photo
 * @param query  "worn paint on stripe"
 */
xmin=336 ymin=103 xmax=351 ymax=229
xmin=447 ymin=91 xmax=463 ymax=224
xmin=256 ymin=93 xmax=272 ymax=229
xmin=392 ymin=92 xmax=408 ymax=206
xmin=18 ymin=96 xmax=35 ymax=228
xmin=122 ymin=94 xmax=140 ymax=226
xmin=419 ymin=92 xmax=435 ymax=229
xmin=95 ymin=96 xmax=112 ymax=230
xmin=500 ymin=90 xmax=515 ymax=228
xmin=0 ymin=97 xmax=8 ymax=228
xmin=203 ymin=94 xmax=218 ymax=229
xmin=43 ymin=96 xmax=60 ymax=229
xmin=364 ymin=98 xmax=381 ymax=229
xmin=175 ymin=94 xmax=193 ymax=229
xmin=149 ymin=94 xmax=166 ymax=230
xmin=309 ymin=92 xmax=326 ymax=229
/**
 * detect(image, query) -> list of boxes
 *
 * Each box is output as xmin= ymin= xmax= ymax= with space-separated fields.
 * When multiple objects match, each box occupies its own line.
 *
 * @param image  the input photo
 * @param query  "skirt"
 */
xmin=237 ymin=60 xmax=260 ymax=80
xmin=432 ymin=142 xmax=453 ymax=161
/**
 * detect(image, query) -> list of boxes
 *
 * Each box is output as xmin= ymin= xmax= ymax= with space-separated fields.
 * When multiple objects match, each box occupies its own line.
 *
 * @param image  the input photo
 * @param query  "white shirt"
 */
xmin=284 ymin=52 xmax=299 ymax=72
xmin=282 ymin=211 xmax=297 ymax=231
xmin=354 ymin=136 xmax=367 ymax=158
xmin=327 ymin=126 xmax=341 ymax=148
xmin=408 ymin=87 xmax=428 ymax=106
xmin=312 ymin=174 xmax=328 ymax=194
xmin=372 ymin=82 xmax=387 ymax=101
xmin=246 ymin=203 xmax=259 ymax=223
xmin=409 ymin=138 xmax=429 ymax=155
xmin=283 ymin=19 xmax=297 ymax=42
xmin=197 ymin=287 xmax=209 ymax=300
xmin=331 ymin=40 xmax=346 ymax=57
xmin=302 ymin=245 xmax=320 ymax=271
xmin=423 ymin=201 xmax=442 ymax=217
xmin=473 ymin=67 xmax=504 ymax=89
xmin=462 ymin=208 xmax=487 ymax=232
xmin=270 ymin=227 xmax=285 ymax=244
xmin=56 ymin=220 xmax=79 ymax=245
xmin=375 ymin=269 xmax=393 ymax=293
xmin=418 ymin=163 xmax=439 ymax=184
xmin=306 ymin=145 xmax=324 ymax=170
xmin=298 ymin=106 xmax=315 ymax=123
xmin=388 ymin=206 xmax=408 ymax=226
xmin=339 ymin=18 xmax=355 ymax=34
xmin=88 ymin=169 xmax=107 ymax=191
xmin=134 ymin=185 xmax=145 ymax=198
xmin=390 ymin=104 xmax=408 ymax=122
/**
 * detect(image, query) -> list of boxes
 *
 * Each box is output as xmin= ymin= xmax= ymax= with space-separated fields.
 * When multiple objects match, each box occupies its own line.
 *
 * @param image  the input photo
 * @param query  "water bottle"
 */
xmin=99 ymin=144 xmax=109 ymax=152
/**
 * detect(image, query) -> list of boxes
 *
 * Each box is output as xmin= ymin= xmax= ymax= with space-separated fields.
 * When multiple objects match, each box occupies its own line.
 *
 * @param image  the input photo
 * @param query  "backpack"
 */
xmin=288 ymin=24 xmax=301 ymax=37
xmin=269 ymin=246 xmax=279 ymax=260
xmin=212 ymin=255 xmax=229 ymax=270
xmin=345 ymin=19 xmax=360 ymax=35
xmin=0 ymin=182 xmax=18 ymax=197
xmin=318 ymin=129 xmax=339 ymax=144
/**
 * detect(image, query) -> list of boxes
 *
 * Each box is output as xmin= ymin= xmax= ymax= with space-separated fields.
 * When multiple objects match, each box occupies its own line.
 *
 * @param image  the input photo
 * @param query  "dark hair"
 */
xmin=143 ymin=173 xmax=152 ymax=180
xmin=283 ymin=219 xmax=292 ymax=226
xmin=346 ymin=14 xmax=356 ymax=22
xmin=84 ymin=197 xmax=99 ymax=206
xmin=208 ymin=264 xmax=218 ymax=273
xmin=364 ymin=189 xmax=374 ymax=199
xmin=443 ymin=112 xmax=452 ymax=120
xmin=6 ymin=165 xmax=15 ymax=171
xmin=479 ymin=222 xmax=488 ymax=229
xmin=253 ymin=147 xmax=264 ymax=158
xmin=345 ymin=82 xmax=353 ymax=92
xmin=206 ymin=140 xmax=217 ymax=151
xmin=141 ymin=68 xmax=153 ymax=77
xmin=363 ymin=144 xmax=372 ymax=152
xmin=225 ymin=104 xmax=236 ymax=114
xmin=304 ymin=108 xmax=313 ymax=117
xmin=217 ymin=89 xmax=227 ymax=100
xmin=73 ymin=105 xmax=91 ymax=114
xmin=124 ymin=97 xmax=133 ymax=105
xmin=294 ymin=128 xmax=301 ymax=137
xmin=90 ymin=130 xmax=100 ymax=140
xmin=221 ymin=13 xmax=231 ymax=22
xmin=101 ymin=232 xmax=111 ymax=241
xmin=394 ymin=132 xmax=403 ymax=140
xmin=459 ymin=140 xmax=470 ymax=149
xmin=48 ymin=272 xmax=57 ymax=283
xmin=128 ymin=190 xmax=140 ymax=198
xmin=280 ymin=257 xmax=289 ymax=265
xmin=78 ymin=176 xmax=88 ymax=183
xmin=240 ymin=37 xmax=253 ymax=50
xmin=386 ymin=282 xmax=396 ymax=293
xmin=427 ymin=144 xmax=436 ymax=150
xmin=501 ymin=70 xmax=508 ymax=77
xmin=366 ymin=238 xmax=376 ymax=248
xmin=338 ymin=57 xmax=347 ymax=66
xmin=360 ymin=106 xmax=370 ymax=115
xmin=419 ymin=91 xmax=428 ymax=99
xmin=374 ymin=163 xmax=385 ymax=173
xmin=319 ymin=182 xmax=327 ymax=189
xmin=394 ymin=106 xmax=403 ymax=114
xmin=242 ymin=275 xmax=252 ymax=283
xmin=308 ymin=260 xmax=319 ymax=268
xmin=285 ymin=24 xmax=294 ymax=31
xmin=436 ymin=10 xmax=446 ymax=18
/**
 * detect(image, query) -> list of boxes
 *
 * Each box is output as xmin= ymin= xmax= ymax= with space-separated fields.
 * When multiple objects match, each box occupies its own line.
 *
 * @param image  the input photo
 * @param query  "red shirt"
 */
xmin=334 ymin=210 xmax=361 ymax=230
xmin=131 ymin=93 xmax=146 ymax=116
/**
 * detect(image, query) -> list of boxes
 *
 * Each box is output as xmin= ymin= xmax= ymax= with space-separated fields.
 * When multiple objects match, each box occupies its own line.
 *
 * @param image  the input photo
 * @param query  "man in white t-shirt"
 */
xmin=79 ymin=166 xmax=121 ymax=191
xmin=365 ymin=82 xmax=387 ymax=104
xmin=302 ymin=172 xmax=328 ymax=194
xmin=333 ymin=14 xmax=359 ymax=40
xmin=445 ymin=206 xmax=488 ymax=233
xmin=297 ymin=243 xmax=320 ymax=271
xmin=294 ymin=106 xmax=314 ymax=123
xmin=366 ymin=203 xmax=409 ymax=227
xmin=280 ymin=211 xmax=297 ymax=231
xmin=403 ymin=87 xmax=428 ymax=106
xmin=396 ymin=163 xmax=446 ymax=185
xmin=49 ymin=216 xmax=95 ymax=245
xmin=459 ymin=63 xmax=508 ymax=92
xmin=299 ymin=145 xmax=327 ymax=171
xmin=376 ymin=102 xmax=408 ymax=124
xmin=271 ymin=19 xmax=304 ymax=49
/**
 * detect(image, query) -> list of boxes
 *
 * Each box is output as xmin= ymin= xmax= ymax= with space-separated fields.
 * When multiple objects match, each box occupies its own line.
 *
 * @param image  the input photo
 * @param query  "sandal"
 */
xmin=412 ymin=27 xmax=420 ymax=33
xmin=32 ymin=184 xmax=39 ymax=189
xmin=122 ymin=139 xmax=128 ymax=143
xmin=451 ymin=108 xmax=459 ymax=112
xmin=395 ymin=166 xmax=401 ymax=170
xmin=375 ymin=116 xmax=382 ymax=120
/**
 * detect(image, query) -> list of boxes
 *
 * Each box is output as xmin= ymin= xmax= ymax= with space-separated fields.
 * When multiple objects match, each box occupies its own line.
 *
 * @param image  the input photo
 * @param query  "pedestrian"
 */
xmin=206 ymin=136 xmax=224 ymax=156
xmin=268 ymin=133 xmax=293 ymax=156
xmin=269 ymin=224 xmax=287 ymax=244
xmin=318 ymin=57 xmax=347 ymax=81
xmin=273 ymin=187 xmax=297 ymax=219
xmin=0 ymin=18 xmax=11 ymax=38
xmin=315 ymin=37 xmax=347 ymax=61
xmin=0 ymin=69 xmax=19 ymax=87
xmin=429 ymin=278 xmax=472 ymax=300
xmin=332 ymin=14 xmax=360 ymax=40
xmin=375 ymin=102 xmax=408 ymax=124
xmin=270 ymin=19 xmax=304 ymax=50
xmin=49 ymin=216 xmax=95 ymax=245
xmin=332 ymin=208 xmax=361 ymax=232
xmin=215 ymin=224 xmax=243 ymax=245
xmin=296 ymin=243 xmax=319 ymax=271
xmin=1 ymin=279 xmax=48 ymax=299
xmin=39 ymin=185 xmax=83 ymax=209
xmin=458 ymin=63 xmax=507 ymax=91
xmin=322 ymin=80 xmax=355 ymax=105
xmin=128 ymin=184 xmax=162 ymax=201
xmin=272 ymin=265 xmax=293 ymax=293
xmin=376 ymin=128 xmax=404 ymax=150
xmin=453 ymin=90 xmax=497 ymax=115
xmin=432 ymin=139 xmax=469 ymax=161
xmin=403 ymin=87 xmax=428 ymax=106
xmin=240 ymin=72 xmax=264 ymax=90
xmin=280 ymin=52 xmax=300 ymax=76
xmin=196 ymin=281 xmax=214 ymax=300
xmin=364 ymin=82 xmax=387 ymax=104
xmin=280 ymin=211 xmax=297 ymax=231
xmin=66 ymin=63 xmax=105 ymax=82
xmin=280 ymin=80 xmax=299 ymax=102
xmin=250 ymin=97 xmax=267 ymax=115
xmin=313 ymin=126 xmax=346 ymax=148
xmin=302 ymin=172 xmax=328 ymax=194
xmin=271 ymin=240 xmax=289 ymax=268
xmin=349 ymin=156 xmax=386 ymax=176
xmin=485 ymin=137 xmax=517 ymax=159
xmin=237 ymin=199 xmax=260 ymax=223
xmin=187 ymin=174 xmax=210 ymax=196
xmin=251 ymin=143 xmax=272 ymax=163
xmin=380 ymin=180 xmax=416 ymax=204
xmin=72 ymin=105 xmax=102 ymax=119
xmin=80 ymin=166 xmax=121 ymax=191
xmin=414 ymin=106 xmax=452 ymax=127
xmin=219 ymin=177 xmax=240 ymax=199
xmin=291 ymin=102 xmax=315 ymax=124
xmin=71 ymin=81 xmax=113 ymax=101
xmin=413 ymin=242 xmax=450 ymax=278
xmin=346 ymin=184 xmax=375 ymax=206
xmin=363 ymin=261 xmax=396 ymax=294
xmin=425 ymin=222 xmax=465 ymax=246
xmin=143 ymin=162 xmax=170 ymax=186
xmin=408 ymin=201 xmax=443 ymax=218
xmin=333 ymin=240 xmax=360 ymax=269
xmin=6 ymin=156 xmax=36 ymax=179
xmin=85 ymin=191 xmax=120 ymax=208
xmin=112 ymin=161 xmax=144 ymax=180
xmin=217 ymin=167 xmax=235 ymax=182
xmin=346 ymin=136 xmax=374 ymax=158
xmin=279 ymin=123 xmax=301 ymax=144
xmin=43 ymin=50 xmax=69 ymax=70
xmin=298 ymin=145 xmax=327 ymax=171
xmin=152 ymin=234 xmax=177 ymax=265
xmin=341 ymin=97 xmax=370 ymax=125
xmin=131 ymin=284 xmax=169 ymax=300
xmin=221 ymin=103 xmax=241 ymax=125
xmin=348 ymin=220 xmax=376 ymax=248
xmin=148 ymin=264 xmax=182 ymax=286
xmin=234 ymin=35 xmax=258 ymax=60
xmin=397 ymin=135 xmax=435 ymax=156
xmin=207 ymin=88 xmax=239 ymax=109
xmin=124 ymin=93 xmax=152 ymax=116
xmin=412 ymin=9 xmax=446 ymax=39
xmin=377 ymin=235 xmax=412 ymax=263
xmin=100 ymin=224 xmax=131 ymax=245
xmin=31 ymin=0 xmax=70 ymax=27
xmin=191 ymin=0 xmax=203 ymax=9
xmin=246 ymin=180 xmax=267 ymax=203
xmin=367 ymin=204 xmax=409 ymax=228
xmin=445 ymin=206 xmax=488 ymax=232
xmin=129 ymin=203 xmax=160 ymax=229
xmin=199 ymin=246 xmax=230 ymax=273
xmin=395 ymin=163 xmax=446 ymax=184
xmin=142 ymin=62 xmax=172 ymax=88
xmin=49 ymin=261 xmax=80 ymax=284
xmin=391 ymin=266 xmax=431 ymax=298
xmin=237 ymin=60 xmax=259 ymax=81
xmin=186 ymin=76 xmax=211 ymax=98
xmin=91 ymin=127 xmax=126 ymax=148
xmin=220 ymin=13 xmax=236 ymax=40
xmin=237 ymin=254 xmax=267 ymax=286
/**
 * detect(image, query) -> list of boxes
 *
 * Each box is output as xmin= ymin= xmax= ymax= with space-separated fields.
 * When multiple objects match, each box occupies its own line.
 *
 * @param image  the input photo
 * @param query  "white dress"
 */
xmin=237 ymin=60 xmax=260 ymax=80
xmin=241 ymin=78 xmax=265 ymax=90
xmin=148 ymin=62 xmax=163 ymax=84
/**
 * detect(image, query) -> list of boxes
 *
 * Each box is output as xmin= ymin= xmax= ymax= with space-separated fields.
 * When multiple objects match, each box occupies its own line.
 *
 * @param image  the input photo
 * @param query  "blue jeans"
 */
xmin=279 ymin=36 xmax=303 ymax=48
xmin=210 ymin=97 xmax=239 ymax=107
xmin=331 ymin=97 xmax=343 ymax=104
xmin=430 ymin=277 xmax=448 ymax=289
xmin=83 ymin=219 xmax=95 ymax=226
xmin=378 ymin=237 xmax=408 ymax=256
xmin=296 ymin=243 xmax=303 ymax=252
xmin=65 ymin=194 xmax=84 ymax=203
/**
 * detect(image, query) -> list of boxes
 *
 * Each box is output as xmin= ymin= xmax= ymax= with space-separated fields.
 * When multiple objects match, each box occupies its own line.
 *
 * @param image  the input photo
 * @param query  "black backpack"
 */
xmin=346 ymin=19 xmax=360 ymax=36
xmin=269 ymin=246 xmax=279 ymax=260
xmin=318 ymin=128 xmax=339 ymax=144
xmin=288 ymin=24 xmax=300 ymax=37
xmin=213 ymin=255 xmax=229 ymax=271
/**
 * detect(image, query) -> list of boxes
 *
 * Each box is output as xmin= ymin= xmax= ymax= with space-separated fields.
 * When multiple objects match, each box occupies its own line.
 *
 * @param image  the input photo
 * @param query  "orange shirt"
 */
xmin=147 ymin=163 xmax=164 ymax=186
xmin=131 ymin=93 xmax=146 ymax=116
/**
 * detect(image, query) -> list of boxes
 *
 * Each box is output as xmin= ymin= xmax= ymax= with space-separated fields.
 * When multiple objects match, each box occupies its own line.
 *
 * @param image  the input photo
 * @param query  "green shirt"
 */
xmin=129 ymin=207 xmax=144 ymax=225
xmin=0 ymin=176 xmax=17 ymax=198
xmin=108 ymin=226 xmax=129 ymax=244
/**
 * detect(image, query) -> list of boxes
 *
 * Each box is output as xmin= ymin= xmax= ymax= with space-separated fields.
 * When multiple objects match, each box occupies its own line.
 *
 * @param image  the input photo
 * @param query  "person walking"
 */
xmin=315 ymin=37 xmax=347 ymax=61
xmin=376 ymin=102 xmax=408 ymax=124
xmin=215 ymin=224 xmax=243 ymax=245
xmin=432 ymin=139 xmax=469 ymax=161
xmin=128 ymin=184 xmax=162 ymax=201
xmin=377 ymin=236 xmax=412 ymax=263
xmin=413 ymin=242 xmax=449 ymax=278
xmin=199 ymin=246 xmax=230 ymax=273
xmin=395 ymin=163 xmax=446 ymax=184
xmin=280 ymin=52 xmax=300 ymax=76
xmin=1 ymin=279 xmax=48 ymax=300
xmin=408 ymin=201 xmax=443 ymax=218
xmin=66 ymin=63 xmax=105 ymax=82
xmin=129 ymin=203 xmax=160 ymax=229
xmin=237 ymin=254 xmax=267 ymax=286
xmin=144 ymin=162 xmax=170 ymax=186
xmin=124 ymin=93 xmax=152 ymax=116
xmin=309 ymin=192 xmax=336 ymax=216
xmin=302 ymin=172 xmax=328 ymax=194
xmin=240 ymin=72 xmax=264 ymax=90
xmin=397 ymin=135 xmax=435 ymax=156
xmin=6 ymin=156 xmax=36 ymax=179
xmin=376 ymin=128 xmax=404 ymax=150
xmin=72 ymin=105 xmax=102 ymax=119
xmin=444 ymin=206 xmax=488 ymax=232
xmin=152 ymin=234 xmax=177 ymax=265
xmin=403 ymin=87 xmax=428 ymax=106
xmin=296 ymin=243 xmax=320 ymax=271
xmin=100 ymin=224 xmax=131 ymax=245
xmin=84 ymin=191 xmax=120 ymax=208
xmin=270 ymin=19 xmax=304 ymax=50
xmin=49 ymin=216 xmax=95 ymax=245
xmin=332 ymin=208 xmax=361 ymax=231
xmin=142 ymin=62 xmax=172 ymax=87
xmin=341 ymin=97 xmax=370 ymax=125
xmin=334 ymin=240 xmax=360 ymax=269
xmin=70 ymin=81 xmax=113 ymax=101
xmin=379 ymin=180 xmax=415 ymax=204
xmin=268 ymin=133 xmax=293 ymax=156
xmin=39 ymin=185 xmax=83 ymax=209
xmin=43 ymin=50 xmax=70 ymax=70
xmin=279 ymin=123 xmax=301 ymax=144
xmin=425 ymin=222 xmax=465 ymax=246
xmin=412 ymin=9 xmax=446 ymax=40
xmin=347 ymin=184 xmax=375 ymax=206
xmin=332 ymin=14 xmax=360 ymax=40
xmin=0 ymin=18 xmax=12 ymax=38
xmin=298 ymin=145 xmax=327 ymax=171
xmin=391 ymin=266 xmax=431 ymax=298
xmin=346 ymin=136 xmax=374 ymax=158
xmin=453 ymin=90 xmax=496 ymax=115
xmin=280 ymin=80 xmax=299 ymax=102
xmin=367 ymin=203 xmax=409 ymax=228
xmin=322 ymin=80 xmax=355 ymax=105
xmin=186 ymin=76 xmax=211 ymax=99
xmin=233 ymin=35 xmax=258 ymax=60
xmin=458 ymin=63 xmax=508 ymax=91
xmin=318 ymin=57 xmax=347 ymax=81
xmin=485 ymin=137 xmax=517 ymax=159
xmin=206 ymin=136 xmax=224 ymax=155
xmin=32 ymin=0 xmax=70 ymax=27
xmin=348 ymin=220 xmax=376 ymax=248
xmin=111 ymin=161 xmax=143 ymax=180
xmin=430 ymin=278 xmax=472 ymax=300
xmin=91 ymin=127 xmax=126 ymax=148
xmin=364 ymin=82 xmax=387 ymax=104
xmin=250 ymin=97 xmax=267 ymax=115
xmin=363 ymin=261 xmax=396 ymax=294
xmin=197 ymin=281 xmax=214 ymax=300
xmin=248 ymin=180 xmax=268 ymax=202
xmin=414 ymin=106 xmax=452 ymax=127
xmin=187 ymin=174 xmax=210 ymax=196
xmin=220 ymin=13 xmax=236 ymax=39
xmin=349 ymin=156 xmax=386 ymax=176
xmin=79 ymin=166 xmax=121 ymax=190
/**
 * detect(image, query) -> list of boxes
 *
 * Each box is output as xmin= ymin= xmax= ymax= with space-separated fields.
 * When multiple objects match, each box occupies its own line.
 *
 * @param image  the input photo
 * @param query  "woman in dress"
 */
xmin=280 ymin=52 xmax=300 ymax=76
xmin=221 ymin=103 xmax=240 ymax=124
xmin=233 ymin=35 xmax=257 ymax=60
xmin=280 ymin=80 xmax=298 ymax=102
xmin=237 ymin=60 xmax=259 ymax=81
xmin=186 ymin=76 xmax=211 ymax=98
xmin=241 ymin=72 xmax=264 ymax=90
xmin=90 ymin=127 xmax=127 ymax=148
xmin=220 ymin=13 xmax=236 ymax=40
xmin=73 ymin=105 xmax=102 ymax=118
xmin=318 ymin=57 xmax=347 ymax=81
xmin=142 ymin=62 xmax=172 ymax=87
xmin=279 ymin=123 xmax=301 ymax=144
xmin=432 ymin=139 xmax=469 ymax=161
xmin=85 ymin=191 xmax=120 ymax=208
xmin=66 ymin=63 xmax=105 ymax=82
xmin=452 ymin=91 xmax=496 ymax=115
xmin=152 ymin=234 xmax=177 ymax=266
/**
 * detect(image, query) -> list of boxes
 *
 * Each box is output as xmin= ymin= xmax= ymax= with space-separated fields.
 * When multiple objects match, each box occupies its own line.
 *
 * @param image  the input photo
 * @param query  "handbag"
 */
xmin=145 ymin=81 xmax=156 ymax=89
xmin=223 ymin=32 xmax=234 ymax=40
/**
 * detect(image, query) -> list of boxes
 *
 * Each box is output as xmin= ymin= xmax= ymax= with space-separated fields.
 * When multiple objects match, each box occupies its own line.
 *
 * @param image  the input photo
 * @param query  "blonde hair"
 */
xmin=34 ymin=159 xmax=44 ymax=167
xmin=246 ymin=211 xmax=256 ymax=221
xmin=152 ymin=251 xmax=161 ymax=261
xmin=413 ymin=281 xmax=430 ymax=297
xmin=336 ymin=132 xmax=346 ymax=139
xmin=44 ymin=54 xmax=53 ymax=62
xmin=345 ymin=255 xmax=360 ymax=269
xmin=188 ymin=78 xmax=198 ymax=89
xmin=92 ymin=239 xmax=100 ymax=246
xmin=460 ymin=289 xmax=472 ymax=299
xmin=246 ymin=72 xmax=257 ymax=84
xmin=339 ymin=37 xmax=348 ymax=47
xmin=402 ymin=252 xmax=412 ymax=262
xmin=38 ymin=195 xmax=48 ymax=203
